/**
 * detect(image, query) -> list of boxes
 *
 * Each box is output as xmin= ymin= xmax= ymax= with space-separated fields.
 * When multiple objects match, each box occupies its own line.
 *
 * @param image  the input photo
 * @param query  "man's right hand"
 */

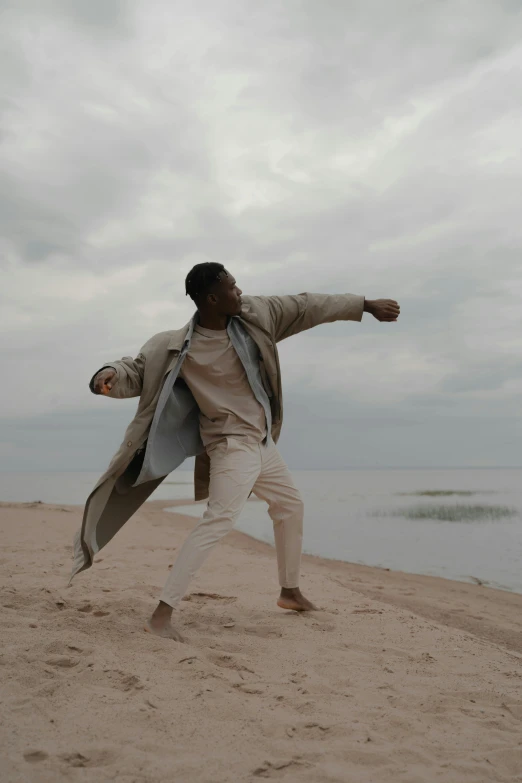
xmin=93 ymin=368 xmax=117 ymax=395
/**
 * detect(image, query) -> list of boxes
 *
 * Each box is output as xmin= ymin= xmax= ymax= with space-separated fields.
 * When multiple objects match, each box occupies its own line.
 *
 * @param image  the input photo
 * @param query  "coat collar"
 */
xmin=167 ymin=313 xmax=197 ymax=351
xmin=237 ymin=298 xmax=270 ymax=336
xmin=166 ymin=297 xmax=268 ymax=352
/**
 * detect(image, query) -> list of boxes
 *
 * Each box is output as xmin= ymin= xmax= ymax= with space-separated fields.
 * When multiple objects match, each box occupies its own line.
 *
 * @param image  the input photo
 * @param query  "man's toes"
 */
xmin=277 ymin=596 xmax=317 ymax=612
xmin=277 ymin=598 xmax=304 ymax=612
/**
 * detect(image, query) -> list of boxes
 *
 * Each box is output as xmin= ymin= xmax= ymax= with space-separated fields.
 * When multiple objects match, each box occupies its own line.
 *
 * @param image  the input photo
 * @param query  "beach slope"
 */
xmin=1 ymin=500 xmax=522 ymax=782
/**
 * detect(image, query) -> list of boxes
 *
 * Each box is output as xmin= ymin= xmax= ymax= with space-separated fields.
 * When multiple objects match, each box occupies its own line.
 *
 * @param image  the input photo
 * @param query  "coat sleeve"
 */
xmin=88 ymin=351 xmax=147 ymax=399
xmin=251 ymin=292 xmax=365 ymax=343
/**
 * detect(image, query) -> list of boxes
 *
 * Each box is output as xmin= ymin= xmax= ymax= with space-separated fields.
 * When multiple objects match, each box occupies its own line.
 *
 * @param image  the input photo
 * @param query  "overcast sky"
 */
xmin=1 ymin=0 xmax=522 ymax=473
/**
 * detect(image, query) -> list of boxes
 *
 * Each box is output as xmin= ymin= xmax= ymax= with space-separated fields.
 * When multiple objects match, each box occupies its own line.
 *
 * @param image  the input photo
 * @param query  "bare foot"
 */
xmin=277 ymin=587 xmax=317 ymax=612
xmin=144 ymin=601 xmax=184 ymax=642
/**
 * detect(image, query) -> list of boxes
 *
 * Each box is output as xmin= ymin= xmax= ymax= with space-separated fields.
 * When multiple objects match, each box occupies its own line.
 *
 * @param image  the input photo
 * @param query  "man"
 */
xmin=72 ymin=263 xmax=400 ymax=641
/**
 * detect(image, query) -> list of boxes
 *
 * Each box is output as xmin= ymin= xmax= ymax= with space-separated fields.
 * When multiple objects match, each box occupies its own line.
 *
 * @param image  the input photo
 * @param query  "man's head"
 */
xmin=185 ymin=262 xmax=243 ymax=316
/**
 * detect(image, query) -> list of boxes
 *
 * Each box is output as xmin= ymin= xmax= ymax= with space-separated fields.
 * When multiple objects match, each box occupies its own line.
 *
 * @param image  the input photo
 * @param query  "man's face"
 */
xmin=209 ymin=271 xmax=243 ymax=316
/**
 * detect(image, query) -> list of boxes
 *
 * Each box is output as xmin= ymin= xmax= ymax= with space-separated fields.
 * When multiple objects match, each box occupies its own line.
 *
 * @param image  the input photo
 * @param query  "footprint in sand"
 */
xmin=310 ymin=620 xmax=336 ymax=631
xmin=98 ymin=669 xmax=145 ymax=692
xmin=352 ymin=608 xmax=382 ymax=615
xmin=286 ymin=722 xmax=333 ymax=741
xmin=183 ymin=592 xmax=237 ymax=604
xmin=45 ymin=655 xmax=80 ymax=669
xmin=253 ymin=758 xmax=312 ymax=778
xmin=288 ymin=699 xmax=315 ymax=715
xmin=208 ymin=652 xmax=256 ymax=675
xmin=204 ymin=617 xmax=284 ymax=640
xmin=58 ymin=749 xmax=117 ymax=768
xmin=288 ymin=670 xmax=307 ymax=683
xmin=43 ymin=641 xmax=92 ymax=658
xmin=233 ymin=683 xmax=265 ymax=695
xmin=77 ymin=603 xmax=110 ymax=617
xmin=67 ymin=644 xmax=89 ymax=654
xmin=24 ymin=750 xmax=49 ymax=763
xmin=203 ymin=638 xmax=244 ymax=653
xmin=242 ymin=625 xmax=283 ymax=639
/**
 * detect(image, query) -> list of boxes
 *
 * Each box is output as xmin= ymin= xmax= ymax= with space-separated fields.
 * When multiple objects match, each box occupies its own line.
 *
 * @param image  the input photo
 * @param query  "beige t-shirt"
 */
xmin=179 ymin=324 xmax=268 ymax=448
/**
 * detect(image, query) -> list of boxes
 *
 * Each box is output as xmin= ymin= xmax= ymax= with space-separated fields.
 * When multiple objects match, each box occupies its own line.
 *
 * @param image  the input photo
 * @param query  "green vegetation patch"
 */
xmin=389 ymin=504 xmax=517 ymax=522
xmin=398 ymin=490 xmax=478 ymax=497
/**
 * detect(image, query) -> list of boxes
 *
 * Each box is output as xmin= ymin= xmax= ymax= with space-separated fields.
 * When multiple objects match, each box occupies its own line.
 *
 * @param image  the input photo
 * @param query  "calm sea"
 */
xmin=1 ymin=469 xmax=521 ymax=595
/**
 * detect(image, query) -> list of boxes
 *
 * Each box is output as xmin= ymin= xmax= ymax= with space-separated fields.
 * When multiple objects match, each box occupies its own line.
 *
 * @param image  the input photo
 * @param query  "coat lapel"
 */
xmin=163 ymin=316 xmax=196 ymax=378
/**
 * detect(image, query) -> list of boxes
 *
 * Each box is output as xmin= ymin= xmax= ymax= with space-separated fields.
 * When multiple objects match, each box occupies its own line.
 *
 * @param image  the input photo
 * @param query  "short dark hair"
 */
xmin=185 ymin=262 xmax=228 ymax=304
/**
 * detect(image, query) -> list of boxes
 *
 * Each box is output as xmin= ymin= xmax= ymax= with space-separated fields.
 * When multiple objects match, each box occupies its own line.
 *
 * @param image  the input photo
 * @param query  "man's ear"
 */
xmin=207 ymin=293 xmax=217 ymax=305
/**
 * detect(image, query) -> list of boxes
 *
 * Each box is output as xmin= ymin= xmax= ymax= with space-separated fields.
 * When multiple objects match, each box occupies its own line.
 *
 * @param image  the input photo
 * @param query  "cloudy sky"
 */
xmin=1 ymin=0 xmax=522 ymax=473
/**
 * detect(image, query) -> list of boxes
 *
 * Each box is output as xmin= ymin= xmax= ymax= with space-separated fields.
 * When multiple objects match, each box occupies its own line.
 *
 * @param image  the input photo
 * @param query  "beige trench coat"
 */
xmin=71 ymin=292 xmax=364 ymax=578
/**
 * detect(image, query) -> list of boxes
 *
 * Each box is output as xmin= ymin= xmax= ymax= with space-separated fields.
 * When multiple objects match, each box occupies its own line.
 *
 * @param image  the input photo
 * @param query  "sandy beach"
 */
xmin=1 ymin=499 xmax=522 ymax=783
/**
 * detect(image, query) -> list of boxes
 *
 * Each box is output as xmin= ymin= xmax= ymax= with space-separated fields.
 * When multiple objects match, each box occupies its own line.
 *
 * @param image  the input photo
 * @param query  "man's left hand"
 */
xmin=364 ymin=299 xmax=400 ymax=322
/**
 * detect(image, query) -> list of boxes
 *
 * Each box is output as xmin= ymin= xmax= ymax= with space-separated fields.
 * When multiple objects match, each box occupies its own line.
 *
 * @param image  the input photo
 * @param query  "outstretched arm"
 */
xmin=247 ymin=292 xmax=400 ymax=343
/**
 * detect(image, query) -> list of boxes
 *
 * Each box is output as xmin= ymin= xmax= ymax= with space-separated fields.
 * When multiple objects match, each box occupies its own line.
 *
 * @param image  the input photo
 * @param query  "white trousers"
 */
xmin=160 ymin=438 xmax=304 ymax=608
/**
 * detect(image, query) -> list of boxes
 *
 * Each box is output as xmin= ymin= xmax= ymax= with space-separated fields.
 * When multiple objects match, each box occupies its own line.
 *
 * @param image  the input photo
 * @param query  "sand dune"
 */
xmin=1 ymin=499 xmax=522 ymax=782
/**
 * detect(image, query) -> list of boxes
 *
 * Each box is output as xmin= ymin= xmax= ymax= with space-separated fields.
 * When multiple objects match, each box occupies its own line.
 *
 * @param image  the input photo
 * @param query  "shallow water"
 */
xmin=167 ymin=468 xmax=522 ymax=594
xmin=1 ymin=468 xmax=521 ymax=593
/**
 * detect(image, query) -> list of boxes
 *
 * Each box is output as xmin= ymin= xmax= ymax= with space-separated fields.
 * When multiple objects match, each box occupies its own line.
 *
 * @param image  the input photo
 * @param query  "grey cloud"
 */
xmin=1 ymin=0 xmax=131 ymax=32
xmin=47 ymin=0 xmax=130 ymax=30
xmin=1 ymin=0 xmax=522 ymax=472
xmin=215 ymin=0 xmax=521 ymax=128
xmin=1 ymin=9 xmax=210 ymax=270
